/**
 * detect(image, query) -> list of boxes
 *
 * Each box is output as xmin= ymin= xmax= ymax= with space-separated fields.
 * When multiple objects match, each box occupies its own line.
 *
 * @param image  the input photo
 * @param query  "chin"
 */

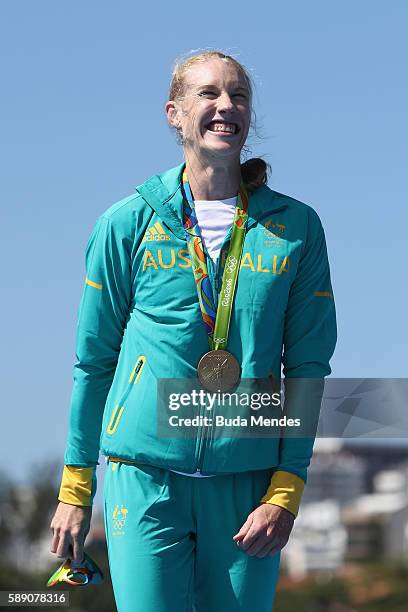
xmin=201 ymin=141 xmax=242 ymax=158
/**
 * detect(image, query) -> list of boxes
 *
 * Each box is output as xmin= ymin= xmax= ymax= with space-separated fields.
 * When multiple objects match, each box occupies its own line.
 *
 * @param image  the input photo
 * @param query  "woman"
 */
xmin=50 ymin=50 xmax=337 ymax=611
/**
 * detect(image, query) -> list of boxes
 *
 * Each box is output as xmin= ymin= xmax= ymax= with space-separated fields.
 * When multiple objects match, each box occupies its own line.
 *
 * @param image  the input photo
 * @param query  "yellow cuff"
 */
xmin=259 ymin=470 xmax=305 ymax=518
xmin=58 ymin=466 xmax=95 ymax=507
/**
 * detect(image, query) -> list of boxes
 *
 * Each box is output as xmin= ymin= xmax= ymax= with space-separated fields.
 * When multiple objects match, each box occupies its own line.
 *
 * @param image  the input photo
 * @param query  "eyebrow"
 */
xmin=196 ymin=84 xmax=249 ymax=92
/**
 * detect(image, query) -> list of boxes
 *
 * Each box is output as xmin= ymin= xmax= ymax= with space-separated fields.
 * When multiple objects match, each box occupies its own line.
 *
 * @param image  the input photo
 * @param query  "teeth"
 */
xmin=209 ymin=122 xmax=237 ymax=134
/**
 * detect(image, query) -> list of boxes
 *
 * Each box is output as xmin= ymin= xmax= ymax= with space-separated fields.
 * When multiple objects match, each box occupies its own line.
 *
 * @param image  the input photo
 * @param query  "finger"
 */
xmin=267 ymin=538 xmax=287 ymax=557
xmin=255 ymin=540 xmax=281 ymax=558
xmin=244 ymin=535 xmax=270 ymax=557
xmin=239 ymin=524 xmax=262 ymax=550
xmin=255 ymin=544 xmax=272 ymax=558
xmin=56 ymin=532 xmax=70 ymax=558
xmin=233 ymin=532 xmax=246 ymax=543
xmin=233 ymin=535 xmax=247 ymax=544
xmin=50 ymin=531 xmax=60 ymax=554
xmin=232 ymin=517 xmax=252 ymax=540
xmin=72 ymin=537 xmax=85 ymax=565
xmin=233 ymin=515 xmax=253 ymax=541
xmin=244 ymin=521 xmax=285 ymax=556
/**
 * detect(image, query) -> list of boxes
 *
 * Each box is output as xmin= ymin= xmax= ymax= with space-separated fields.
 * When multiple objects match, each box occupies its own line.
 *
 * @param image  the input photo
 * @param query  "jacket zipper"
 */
xmin=194 ymin=241 xmax=214 ymax=471
xmin=106 ymin=355 xmax=146 ymax=435
xmin=194 ymin=225 xmax=233 ymax=472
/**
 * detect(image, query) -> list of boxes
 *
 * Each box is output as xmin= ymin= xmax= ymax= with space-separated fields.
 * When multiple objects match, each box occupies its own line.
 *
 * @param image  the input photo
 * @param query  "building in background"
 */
xmin=281 ymin=500 xmax=347 ymax=579
xmin=281 ymin=440 xmax=408 ymax=576
xmin=301 ymin=439 xmax=367 ymax=507
xmin=342 ymin=466 xmax=408 ymax=561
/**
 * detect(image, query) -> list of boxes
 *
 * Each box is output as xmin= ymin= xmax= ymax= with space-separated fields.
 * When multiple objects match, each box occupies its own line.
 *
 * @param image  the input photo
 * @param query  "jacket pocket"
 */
xmin=106 ymin=355 xmax=147 ymax=435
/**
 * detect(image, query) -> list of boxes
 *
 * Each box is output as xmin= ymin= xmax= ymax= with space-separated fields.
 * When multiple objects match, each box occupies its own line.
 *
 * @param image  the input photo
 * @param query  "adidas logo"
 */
xmin=142 ymin=222 xmax=171 ymax=242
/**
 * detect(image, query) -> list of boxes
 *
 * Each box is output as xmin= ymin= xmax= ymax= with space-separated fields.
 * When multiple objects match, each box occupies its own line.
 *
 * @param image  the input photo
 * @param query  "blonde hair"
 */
xmin=168 ymin=50 xmax=269 ymax=191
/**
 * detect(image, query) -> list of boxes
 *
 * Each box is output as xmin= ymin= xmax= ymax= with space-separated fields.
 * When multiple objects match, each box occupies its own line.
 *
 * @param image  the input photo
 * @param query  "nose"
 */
xmin=216 ymin=92 xmax=234 ymax=113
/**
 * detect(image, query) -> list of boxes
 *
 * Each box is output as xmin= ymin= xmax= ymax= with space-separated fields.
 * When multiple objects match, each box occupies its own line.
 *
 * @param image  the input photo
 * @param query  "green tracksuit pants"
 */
xmin=103 ymin=459 xmax=281 ymax=612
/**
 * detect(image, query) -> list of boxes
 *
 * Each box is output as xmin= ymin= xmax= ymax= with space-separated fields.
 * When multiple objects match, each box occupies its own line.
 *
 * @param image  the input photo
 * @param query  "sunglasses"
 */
xmin=46 ymin=551 xmax=103 ymax=587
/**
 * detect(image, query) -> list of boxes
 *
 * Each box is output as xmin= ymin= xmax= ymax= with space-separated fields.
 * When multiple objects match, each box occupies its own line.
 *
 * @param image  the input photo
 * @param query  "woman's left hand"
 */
xmin=232 ymin=503 xmax=295 ymax=558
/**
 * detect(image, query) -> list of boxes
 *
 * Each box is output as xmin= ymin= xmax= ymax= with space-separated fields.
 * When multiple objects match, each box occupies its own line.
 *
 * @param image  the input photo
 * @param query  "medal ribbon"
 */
xmin=181 ymin=168 xmax=249 ymax=351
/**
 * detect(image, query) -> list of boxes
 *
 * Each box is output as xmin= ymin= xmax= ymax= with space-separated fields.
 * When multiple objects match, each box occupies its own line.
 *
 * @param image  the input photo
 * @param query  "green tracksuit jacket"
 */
xmin=58 ymin=161 xmax=337 ymax=516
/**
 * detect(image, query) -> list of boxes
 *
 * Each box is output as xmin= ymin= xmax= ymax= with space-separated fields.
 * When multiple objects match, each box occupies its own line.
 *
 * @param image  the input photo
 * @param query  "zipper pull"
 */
xmin=134 ymin=359 xmax=143 ymax=375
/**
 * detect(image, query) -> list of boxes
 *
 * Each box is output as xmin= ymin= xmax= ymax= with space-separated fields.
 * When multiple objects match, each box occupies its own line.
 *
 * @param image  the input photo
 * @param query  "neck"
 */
xmin=184 ymin=153 xmax=241 ymax=200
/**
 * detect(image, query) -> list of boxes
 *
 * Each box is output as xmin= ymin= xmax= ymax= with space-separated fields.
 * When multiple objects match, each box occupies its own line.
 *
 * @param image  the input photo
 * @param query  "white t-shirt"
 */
xmin=170 ymin=195 xmax=238 ymax=477
xmin=194 ymin=196 xmax=237 ymax=263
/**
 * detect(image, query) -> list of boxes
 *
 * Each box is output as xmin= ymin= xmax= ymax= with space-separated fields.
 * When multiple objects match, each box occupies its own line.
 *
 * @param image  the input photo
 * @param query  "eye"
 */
xmin=198 ymin=90 xmax=218 ymax=98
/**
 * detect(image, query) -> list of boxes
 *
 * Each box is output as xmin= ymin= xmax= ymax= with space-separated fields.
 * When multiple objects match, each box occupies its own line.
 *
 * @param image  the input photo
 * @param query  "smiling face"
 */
xmin=166 ymin=58 xmax=252 ymax=164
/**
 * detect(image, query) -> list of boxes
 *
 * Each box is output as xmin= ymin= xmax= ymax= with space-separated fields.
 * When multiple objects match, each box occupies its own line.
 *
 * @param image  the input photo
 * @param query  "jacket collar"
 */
xmin=135 ymin=161 xmax=288 ymax=240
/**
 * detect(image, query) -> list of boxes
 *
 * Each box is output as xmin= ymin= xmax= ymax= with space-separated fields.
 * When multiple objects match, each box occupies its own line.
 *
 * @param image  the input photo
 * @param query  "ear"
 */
xmin=165 ymin=100 xmax=181 ymax=129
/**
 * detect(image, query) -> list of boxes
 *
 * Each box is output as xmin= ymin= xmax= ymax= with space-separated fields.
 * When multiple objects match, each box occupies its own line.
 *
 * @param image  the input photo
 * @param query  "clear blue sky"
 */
xmin=2 ymin=1 xmax=407 ymax=502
